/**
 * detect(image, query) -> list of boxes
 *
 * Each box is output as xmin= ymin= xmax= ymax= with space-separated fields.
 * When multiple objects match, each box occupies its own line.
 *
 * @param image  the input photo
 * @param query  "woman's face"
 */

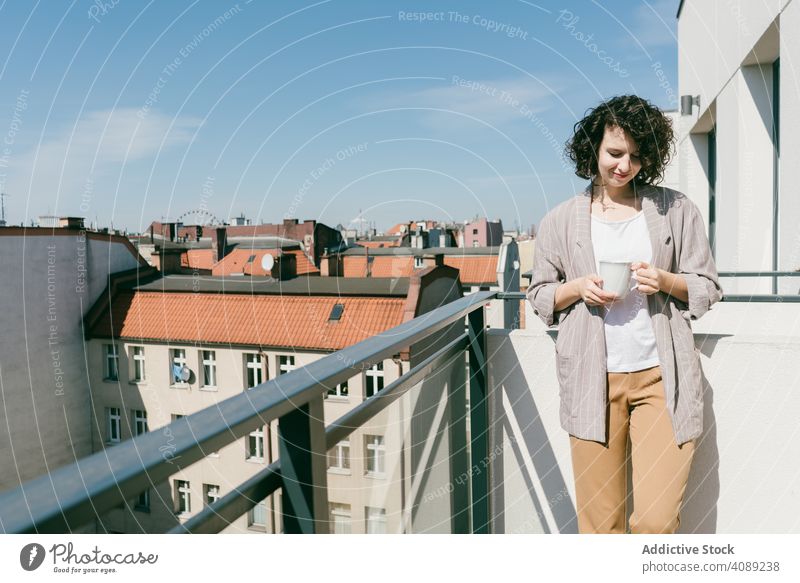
xmin=594 ymin=125 xmax=641 ymax=190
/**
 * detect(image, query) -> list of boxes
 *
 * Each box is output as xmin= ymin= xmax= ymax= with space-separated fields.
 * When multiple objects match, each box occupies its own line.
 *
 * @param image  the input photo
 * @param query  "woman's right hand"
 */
xmin=575 ymin=274 xmax=619 ymax=307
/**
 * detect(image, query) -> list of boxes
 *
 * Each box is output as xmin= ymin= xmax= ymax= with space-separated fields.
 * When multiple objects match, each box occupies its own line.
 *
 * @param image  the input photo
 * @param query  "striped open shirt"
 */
xmin=526 ymin=184 xmax=723 ymax=446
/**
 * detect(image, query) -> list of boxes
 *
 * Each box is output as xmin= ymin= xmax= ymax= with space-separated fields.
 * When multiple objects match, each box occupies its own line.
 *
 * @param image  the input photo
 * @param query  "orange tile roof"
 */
xmin=90 ymin=291 xmax=406 ymax=351
xmin=370 ymin=257 xmax=415 ymax=278
xmin=212 ymin=249 xmax=280 ymax=277
xmin=342 ymin=256 xmax=415 ymax=278
xmin=355 ymin=240 xmax=400 ymax=249
xmin=444 ymin=256 xmax=498 ymax=285
xmin=181 ymin=249 xmax=215 ymax=271
xmin=284 ymin=249 xmax=319 ymax=275
xmin=385 ymin=223 xmax=410 ymax=236
xmin=343 ymin=257 xmax=368 ymax=278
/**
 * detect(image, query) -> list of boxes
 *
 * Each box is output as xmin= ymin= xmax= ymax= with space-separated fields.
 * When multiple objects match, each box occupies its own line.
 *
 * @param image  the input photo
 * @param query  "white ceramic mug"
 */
xmin=599 ymin=260 xmax=633 ymax=299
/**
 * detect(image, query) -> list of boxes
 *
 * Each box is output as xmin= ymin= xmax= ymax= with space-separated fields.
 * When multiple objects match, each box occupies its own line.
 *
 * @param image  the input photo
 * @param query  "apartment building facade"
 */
xmin=85 ymin=269 xmax=464 ymax=533
xmin=677 ymin=0 xmax=800 ymax=293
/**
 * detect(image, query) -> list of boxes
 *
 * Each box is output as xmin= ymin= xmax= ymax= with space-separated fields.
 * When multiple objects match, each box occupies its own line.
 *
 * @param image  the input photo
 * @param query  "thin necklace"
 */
xmin=591 ymin=182 xmax=637 ymax=213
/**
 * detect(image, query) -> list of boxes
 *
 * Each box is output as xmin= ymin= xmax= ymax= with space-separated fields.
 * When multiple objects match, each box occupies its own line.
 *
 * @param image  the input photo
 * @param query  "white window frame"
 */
xmin=248 ymin=499 xmax=267 ymax=528
xmin=131 ymin=409 xmax=148 ymax=436
xmin=204 ymin=484 xmax=220 ymax=507
xmin=104 ymin=344 xmax=119 ymax=381
xmin=364 ymin=362 xmax=384 ymax=398
xmin=414 ymin=256 xmax=424 ymax=268
xmin=329 ymin=502 xmax=351 ymax=534
xmin=247 ymin=426 xmax=265 ymax=462
xmin=325 ymin=380 xmax=349 ymax=400
xmin=278 ymin=354 xmax=296 ymax=375
xmin=106 ymin=407 xmax=121 ymax=444
xmin=170 ymin=348 xmax=188 ymax=386
xmin=130 ymin=345 xmax=146 ymax=382
xmin=327 ymin=439 xmax=351 ymax=474
xmin=364 ymin=434 xmax=385 ymax=477
xmin=365 ymin=506 xmax=387 ymax=534
xmin=201 ymin=350 xmax=217 ymax=389
xmin=175 ymin=480 xmax=191 ymax=515
xmin=245 ymin=353 xmax=263 ymax=388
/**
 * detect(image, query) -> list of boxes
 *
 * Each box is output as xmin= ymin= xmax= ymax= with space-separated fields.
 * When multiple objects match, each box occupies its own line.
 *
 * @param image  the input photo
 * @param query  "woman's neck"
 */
xmin=591 ymin=181 xmax=637 ymax=205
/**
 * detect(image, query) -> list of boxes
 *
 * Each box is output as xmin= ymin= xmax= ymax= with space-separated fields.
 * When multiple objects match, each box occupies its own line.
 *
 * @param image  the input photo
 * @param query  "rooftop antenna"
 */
xmin=0 ymin=192 xmax=8 ymax=226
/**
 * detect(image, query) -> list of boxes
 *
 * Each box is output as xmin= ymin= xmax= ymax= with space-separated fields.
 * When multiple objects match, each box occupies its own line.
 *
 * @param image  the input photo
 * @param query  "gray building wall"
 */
xmin=0 ymin=230 xmax=142 ymax=493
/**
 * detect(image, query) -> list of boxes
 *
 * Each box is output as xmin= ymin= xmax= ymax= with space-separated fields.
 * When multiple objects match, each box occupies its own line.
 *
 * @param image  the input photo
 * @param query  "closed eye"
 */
xmin=609 ymin=151 xmax=640 ymax=159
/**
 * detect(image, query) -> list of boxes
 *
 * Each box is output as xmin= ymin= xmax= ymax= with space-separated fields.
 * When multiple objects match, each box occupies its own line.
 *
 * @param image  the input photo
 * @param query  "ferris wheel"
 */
xmin=175 ymin=209 xmax=222 ymax=226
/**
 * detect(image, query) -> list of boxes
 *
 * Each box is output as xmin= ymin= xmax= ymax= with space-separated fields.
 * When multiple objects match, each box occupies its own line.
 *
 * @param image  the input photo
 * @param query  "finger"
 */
xmin=587 ymin=294 xmax=605 ymax=306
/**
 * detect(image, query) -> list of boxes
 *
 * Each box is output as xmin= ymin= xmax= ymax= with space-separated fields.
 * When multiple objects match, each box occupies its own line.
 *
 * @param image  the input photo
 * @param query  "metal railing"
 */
xmin=717 ymin=271 xmax=800 ymax=303
xmin=2 ymin=281 xmax=796 ymax=534
xmin=0 ymin=291 xmax=500 ymax=535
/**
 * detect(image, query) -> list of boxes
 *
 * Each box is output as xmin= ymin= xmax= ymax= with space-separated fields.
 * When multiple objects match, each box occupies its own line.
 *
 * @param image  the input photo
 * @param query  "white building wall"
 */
xmin=489 ymin=303 xmax=800 ymax=533
xmin=678 ymin=1 xmax=785 ymax=112
xmin=89 ymin=340 xmax=411 ymax=534
xmin=713 ymin=64 xmax=775 ymax=292
xmin=779 ymin=0 xmax=800 ymax=292
xmin=679 ymin=0 xmax=799 ymax=296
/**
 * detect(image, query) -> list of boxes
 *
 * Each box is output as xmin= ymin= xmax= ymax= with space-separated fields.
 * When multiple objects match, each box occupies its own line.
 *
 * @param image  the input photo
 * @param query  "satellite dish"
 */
xmin=179 ymin=366 xmax=191 ymax=382
xmin=260 ymin=253 xmax=274 ymax=272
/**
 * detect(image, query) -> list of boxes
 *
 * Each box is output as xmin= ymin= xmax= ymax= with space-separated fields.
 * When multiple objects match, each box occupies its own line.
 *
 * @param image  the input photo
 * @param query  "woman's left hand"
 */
xmin=631 ymin=261 xmax=663 ymax=295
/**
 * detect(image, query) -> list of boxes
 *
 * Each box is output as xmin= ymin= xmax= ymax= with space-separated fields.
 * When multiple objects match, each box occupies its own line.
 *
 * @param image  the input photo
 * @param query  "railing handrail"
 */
xmin=171 ymin=332 xmax=470 ymax=534
xmin=0 ymin=291 xmax=497 ymax=534
xmin=718 ymin=271 xmax=800 ymax=277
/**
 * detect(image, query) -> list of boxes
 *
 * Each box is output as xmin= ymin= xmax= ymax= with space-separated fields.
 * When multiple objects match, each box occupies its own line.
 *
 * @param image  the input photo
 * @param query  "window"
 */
xmin=329 ymin=303 xmax=344 ymax=321
xmin=365 ymin=506 xmax=387 ymax=534
xmin=364 ymin=434 xmax=385 ymax=477
xmin=364 ymin=362 xmax=384 ymax=398
xmin=104 ymin=344 xmax=119 ymax=381
xmin=170 ymin=348 xmax=187 ymax=384
xmin=472 ymin=228 xmax=478 ymax=235
xmin=131 ymin=409 xmax=148 ymax=436
xmin=204 ymin=484 xmax=221 ymax=507
xmin=106 ymin=407 xmax=121 ymax=444
xmin=414 ymin=256 xmax=424 ymax=268
xmin=248 ymin=500 xmax=267 ymax=527
xmin=131 ymin=346 xmax=145 ymax=382
xmin=326 ymin=380 xmax=349 ymax=399
xmin=135 ymin=489 xmax=150 ymax=512
xmin=329 ymin=503 xmax=351 ymax=534
xmin=327 ymin=440 xmax=350 ymax=472
xmin=247 ymin=426 xmax=265 ymax=461
xmin=175 ymin=480 xmax=191 ymax=514
xmin=201 ymin=350 xmax=217 ymax=388
xmin=245 ymin=353 xmax=263 ymax=388
xmin=279 ymin=354 xmax=295 ymax=375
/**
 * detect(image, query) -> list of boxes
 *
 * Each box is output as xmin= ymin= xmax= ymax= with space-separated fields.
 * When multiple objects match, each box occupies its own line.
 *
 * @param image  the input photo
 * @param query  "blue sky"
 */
xmin=0 ymin=0 xmax=679 ymax=233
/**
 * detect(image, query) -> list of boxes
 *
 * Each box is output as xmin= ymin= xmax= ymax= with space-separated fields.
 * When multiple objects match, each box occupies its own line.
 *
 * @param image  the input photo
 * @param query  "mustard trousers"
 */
xmin=569 ymin=365 xmax=695 ymax=534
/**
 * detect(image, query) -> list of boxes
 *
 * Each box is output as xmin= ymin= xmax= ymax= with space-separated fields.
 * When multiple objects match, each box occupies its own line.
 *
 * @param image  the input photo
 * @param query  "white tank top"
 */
xmin=591 ymin=210 xmax=660 ymax=372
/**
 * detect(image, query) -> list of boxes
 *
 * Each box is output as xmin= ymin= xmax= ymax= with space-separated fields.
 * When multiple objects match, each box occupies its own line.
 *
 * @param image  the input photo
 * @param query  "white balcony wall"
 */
xmin=488 ymin=303 xmax=800 ymax=533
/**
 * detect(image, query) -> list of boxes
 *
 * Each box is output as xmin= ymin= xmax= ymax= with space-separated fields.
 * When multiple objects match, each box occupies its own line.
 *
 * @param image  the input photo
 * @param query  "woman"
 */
xmin=527 ymin=95 xmax=722 ymax=534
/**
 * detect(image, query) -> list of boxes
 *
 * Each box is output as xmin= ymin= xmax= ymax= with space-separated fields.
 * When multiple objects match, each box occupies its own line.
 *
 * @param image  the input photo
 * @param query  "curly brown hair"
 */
xmin=565 ymin=95 xmax=674 ymax=186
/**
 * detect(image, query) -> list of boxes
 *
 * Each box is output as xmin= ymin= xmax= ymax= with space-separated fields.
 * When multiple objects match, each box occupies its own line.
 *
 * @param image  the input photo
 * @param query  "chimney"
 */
xmin=213 ymin=227 xmax=228 ymax=262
